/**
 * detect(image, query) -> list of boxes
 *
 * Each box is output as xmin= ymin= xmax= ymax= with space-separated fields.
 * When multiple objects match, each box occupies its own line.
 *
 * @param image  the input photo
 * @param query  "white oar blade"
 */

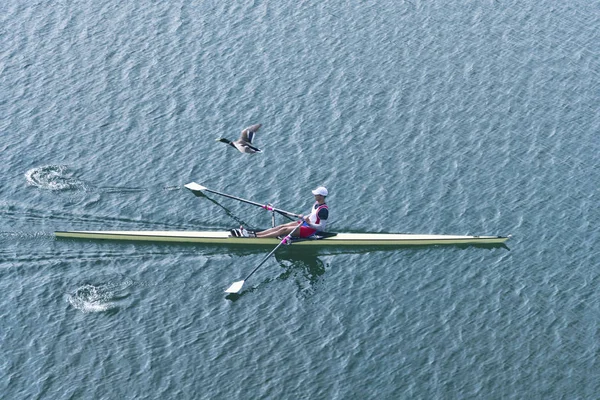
xmin=184 ymin=182 xmax=206 ymax=192
xmin=225 ymin=280 xmax=245 ymax=294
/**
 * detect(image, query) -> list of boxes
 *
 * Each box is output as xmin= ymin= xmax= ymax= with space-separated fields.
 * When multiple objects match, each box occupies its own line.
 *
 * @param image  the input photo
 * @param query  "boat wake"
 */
xmin=25 ymin=165 xmax=84 ymax=191
xmin=25 ymin=165 xmax=182 ymax=194
xmin=67 ymin=276 xmax=134 ymax=313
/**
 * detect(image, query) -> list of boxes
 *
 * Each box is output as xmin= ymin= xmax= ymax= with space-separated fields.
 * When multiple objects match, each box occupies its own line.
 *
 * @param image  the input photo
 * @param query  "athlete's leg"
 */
xmin=256 ymin=222 xmax=300 ymax=238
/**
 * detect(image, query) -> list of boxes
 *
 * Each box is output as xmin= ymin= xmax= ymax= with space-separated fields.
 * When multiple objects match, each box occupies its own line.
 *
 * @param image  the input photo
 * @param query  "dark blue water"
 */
xmin=1 ymin=0 xmax=599 ymax=398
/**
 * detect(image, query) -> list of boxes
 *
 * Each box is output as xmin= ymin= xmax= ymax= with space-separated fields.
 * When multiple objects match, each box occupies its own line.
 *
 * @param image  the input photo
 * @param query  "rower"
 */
xmin=239 ymin=186 xmax=329 ymax=239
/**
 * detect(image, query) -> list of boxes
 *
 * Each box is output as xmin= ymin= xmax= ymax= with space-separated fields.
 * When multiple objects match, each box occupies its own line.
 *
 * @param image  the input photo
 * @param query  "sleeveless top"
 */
xmin=307 ymin=202 xmax=328 ymax=231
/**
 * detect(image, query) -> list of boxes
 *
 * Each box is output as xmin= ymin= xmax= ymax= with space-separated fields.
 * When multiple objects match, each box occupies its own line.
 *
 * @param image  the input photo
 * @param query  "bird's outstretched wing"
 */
xmin=240 ymin=124 xmax=262 ymax=143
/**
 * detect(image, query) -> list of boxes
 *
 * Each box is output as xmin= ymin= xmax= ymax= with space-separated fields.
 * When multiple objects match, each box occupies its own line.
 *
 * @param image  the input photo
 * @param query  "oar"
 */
xmin=225 ymin=222 xmax=303 ymax=294
xmin=185 ymin=182 xmax=300 ymax=220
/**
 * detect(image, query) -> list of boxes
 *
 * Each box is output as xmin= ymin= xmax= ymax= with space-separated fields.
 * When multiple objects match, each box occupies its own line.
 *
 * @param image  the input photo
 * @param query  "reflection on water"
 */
xmin=223 ymin=242 xmax=509 ymax=300
xmin=226 ymin=250 xmax=328 ymax=301
xmin=275 ymin=251 xmax=326 ymax=289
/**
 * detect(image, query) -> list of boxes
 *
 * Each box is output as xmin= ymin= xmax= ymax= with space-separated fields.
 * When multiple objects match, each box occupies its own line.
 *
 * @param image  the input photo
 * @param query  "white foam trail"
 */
xmin=25 ymin=165 xmax=83 ymax=191
xmin=67 ymin=280 xmax=131 ymax=313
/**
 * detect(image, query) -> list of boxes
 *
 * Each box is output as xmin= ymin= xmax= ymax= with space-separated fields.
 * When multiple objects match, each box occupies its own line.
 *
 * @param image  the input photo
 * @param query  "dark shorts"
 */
xmin=299 ymin=222 xmax=317 ymax=238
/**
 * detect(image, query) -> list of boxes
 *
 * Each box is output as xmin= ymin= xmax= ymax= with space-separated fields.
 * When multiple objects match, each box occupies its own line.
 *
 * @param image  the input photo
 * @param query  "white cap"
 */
xmin=311 ymin=186 xmax=328 ymax=196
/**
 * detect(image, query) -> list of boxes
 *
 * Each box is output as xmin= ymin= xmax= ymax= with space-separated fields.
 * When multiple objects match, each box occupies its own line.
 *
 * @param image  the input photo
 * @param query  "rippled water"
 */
xmin=1 ymin=0 xmax=599 ymax=398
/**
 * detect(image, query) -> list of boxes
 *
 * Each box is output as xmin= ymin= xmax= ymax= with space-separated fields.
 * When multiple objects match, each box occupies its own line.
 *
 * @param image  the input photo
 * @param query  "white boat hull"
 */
xmin=55 ymin=230 xmax=510 ymax=246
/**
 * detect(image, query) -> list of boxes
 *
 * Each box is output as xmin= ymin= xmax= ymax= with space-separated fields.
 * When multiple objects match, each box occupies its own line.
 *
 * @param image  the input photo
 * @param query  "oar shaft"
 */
xmin=185 ymin=182 xmax=301 ymax=218
xmin=243 ymin=222 xmax=303 ymax=281
xmin=205 ymin=187 xmax=265 ymax=209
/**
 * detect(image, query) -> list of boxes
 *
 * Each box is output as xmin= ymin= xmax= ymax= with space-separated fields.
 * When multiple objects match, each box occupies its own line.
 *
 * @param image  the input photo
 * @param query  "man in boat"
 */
xmin=239 ymin=186 xmax=329 ymax=238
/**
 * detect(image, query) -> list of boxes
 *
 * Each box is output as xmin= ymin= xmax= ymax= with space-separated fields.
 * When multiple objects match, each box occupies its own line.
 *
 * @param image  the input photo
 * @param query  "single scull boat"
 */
xmin=54 ymin=182 xmax=510 ymax=247
xmin=54 ymin=230 xmax=509 ymax=246
xmin=55 ymin=182 xmax=511 ymax=293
